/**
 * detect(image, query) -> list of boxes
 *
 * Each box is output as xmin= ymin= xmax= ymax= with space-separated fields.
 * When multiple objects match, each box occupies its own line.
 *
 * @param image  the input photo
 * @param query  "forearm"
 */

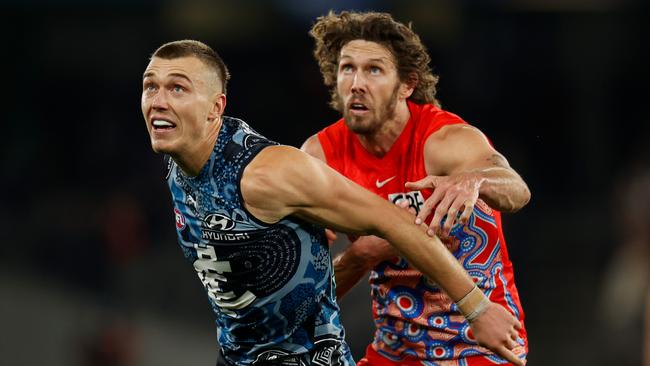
xmin=380 ymin=209 xmax=474 ymax=302
xmin=474 ymin=168 xmax=531 ymax=212
xmin=332 ymin=250 xmax=369 ymax=299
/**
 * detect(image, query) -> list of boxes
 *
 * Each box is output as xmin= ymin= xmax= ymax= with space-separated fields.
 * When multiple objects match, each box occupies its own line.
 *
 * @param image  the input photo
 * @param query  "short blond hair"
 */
xmin=152 ymin=39 xmax=231 ymax=94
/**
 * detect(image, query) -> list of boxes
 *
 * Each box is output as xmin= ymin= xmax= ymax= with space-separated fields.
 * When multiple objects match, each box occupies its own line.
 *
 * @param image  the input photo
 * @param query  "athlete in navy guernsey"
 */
xmin=167 ymin=116 xmax=351 ymax=365
xmin=141 ymin=40 xmax=525 ymax=366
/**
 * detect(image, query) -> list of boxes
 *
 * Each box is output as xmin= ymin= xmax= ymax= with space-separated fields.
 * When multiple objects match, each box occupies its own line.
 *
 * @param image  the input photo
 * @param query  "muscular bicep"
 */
xmin=241 ymin=145 xmax=401 ymax=236
xmin=289 ymin=150 xmax=390 ymax=234
xmin=424 ymin=124 xmax=512 ymax=175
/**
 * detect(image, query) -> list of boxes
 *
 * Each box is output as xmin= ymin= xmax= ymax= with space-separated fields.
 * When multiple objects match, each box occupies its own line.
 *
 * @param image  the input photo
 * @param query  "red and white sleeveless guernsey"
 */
xmin=317 ymin=101 xmax=527 ymax=365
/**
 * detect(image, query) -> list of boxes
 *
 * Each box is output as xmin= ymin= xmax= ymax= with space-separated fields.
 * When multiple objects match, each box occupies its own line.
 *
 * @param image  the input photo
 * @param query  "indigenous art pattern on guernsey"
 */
xmin=371 ymin=201 xmax=525 ymax=362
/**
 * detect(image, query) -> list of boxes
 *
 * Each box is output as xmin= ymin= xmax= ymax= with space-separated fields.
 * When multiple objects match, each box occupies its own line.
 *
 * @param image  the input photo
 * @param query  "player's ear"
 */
xmin=208 ymin=93 xmax=227 ymax=122
xmin=400 ymin=72 xmax=417 ymax=99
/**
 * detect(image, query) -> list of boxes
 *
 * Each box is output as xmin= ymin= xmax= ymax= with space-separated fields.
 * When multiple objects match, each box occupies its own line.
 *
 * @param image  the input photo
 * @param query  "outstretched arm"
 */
xmin=241 ymin=145 xmax=472 ymax=299
xmin=301 ymin=134 xmax=398 ymax=299
xmin=408 ymin=124 xmax=531 ymax=237
xmin=241 ymin=145 xmax=524 ymax=365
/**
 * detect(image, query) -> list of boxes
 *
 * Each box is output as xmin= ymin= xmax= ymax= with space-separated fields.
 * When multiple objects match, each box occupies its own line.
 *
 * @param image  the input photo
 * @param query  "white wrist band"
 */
xmin=456 ymin=285 xmax=490 ymax=322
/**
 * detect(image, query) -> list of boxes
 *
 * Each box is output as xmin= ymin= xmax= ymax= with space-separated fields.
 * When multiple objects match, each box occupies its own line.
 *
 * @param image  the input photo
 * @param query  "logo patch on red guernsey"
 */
xmin=174 ymin=208 xmax=186 ymax=230
xmin=388 ymin=191 xmax=425 ymax=214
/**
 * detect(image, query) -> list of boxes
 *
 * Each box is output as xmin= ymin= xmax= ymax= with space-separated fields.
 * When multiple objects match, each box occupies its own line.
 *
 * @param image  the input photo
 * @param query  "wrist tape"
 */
xmin=456 ymin=285 xmax=490 ymax=322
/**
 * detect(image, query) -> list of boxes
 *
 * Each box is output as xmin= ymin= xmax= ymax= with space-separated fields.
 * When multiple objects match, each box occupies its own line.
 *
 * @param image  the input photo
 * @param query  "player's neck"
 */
xmin=175 ymin=118 xmax=223 ymax=177
xmin=356 ymin=100 xmax=410 ymax=157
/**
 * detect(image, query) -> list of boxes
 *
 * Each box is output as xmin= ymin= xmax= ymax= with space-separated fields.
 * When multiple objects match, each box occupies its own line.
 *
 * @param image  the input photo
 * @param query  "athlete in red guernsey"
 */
xmin=305 ymin=11 xmax=531 ymax=365
xmin=316 ymin=101 xmax=528 ymax=365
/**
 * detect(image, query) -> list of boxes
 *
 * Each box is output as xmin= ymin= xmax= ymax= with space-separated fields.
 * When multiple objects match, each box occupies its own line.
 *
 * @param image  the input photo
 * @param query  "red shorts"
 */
xmin=357 ymin=344 xmax=521 ymax=366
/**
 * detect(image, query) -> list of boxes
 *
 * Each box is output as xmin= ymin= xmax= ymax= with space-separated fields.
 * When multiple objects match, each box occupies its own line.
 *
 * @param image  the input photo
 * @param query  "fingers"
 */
xmin=441 ymin=195 xmax=472 ymax=237
xmin=506 ymin=336 xmax=519 ymax=350
xmin=441 ymin=206 xmax=458 ymax=237
xmin=395 ymin=198 xmax=417 ymax=216
xmin=415 ymin=185 xmax=445 ymax=228
xmin=409 ymin=175 xmax=478 ymax=237
xmin=429 ymin=194 xmax=455 ymax=237
xmin=496 ymin=346 xmax=524 ymax=366
xmin=459 ymin=199 xmax=475 ymax=225
xmin=442 ymin=198 xmax=476 ymax=237
xmin=471 ymin=303 xmax=524 ymax=365
xmin=477 ymin=332 xmax=523 ymax=366
xmin=501 ymin=321 xmax=524 ymax=366
xmin=395 ymin=199 xmax=409 ymax=209
xmin=405 ymin=175 xmax=439 ymax=191
xmin=510 ymin=328 xmax=520 ymax=343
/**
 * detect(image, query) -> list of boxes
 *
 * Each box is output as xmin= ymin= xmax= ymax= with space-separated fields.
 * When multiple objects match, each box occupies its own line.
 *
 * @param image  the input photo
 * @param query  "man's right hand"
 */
xmin=344 ymin=199 xmax=416 ymax=269
xmin=333 ymin=234 xmax=398 ymax=299
xmin=470 ymin=302 xmax=525 ymax=366
xmin=347 ymin=235 xmax=398 ymax=269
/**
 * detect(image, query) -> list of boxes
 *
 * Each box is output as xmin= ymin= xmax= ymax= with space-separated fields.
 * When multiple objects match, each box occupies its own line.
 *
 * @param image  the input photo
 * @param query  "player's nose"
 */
xmin=351 ymin=72 xmax=367 ymax=94
xmin=152 ymin=90 xmax=169 ymax=110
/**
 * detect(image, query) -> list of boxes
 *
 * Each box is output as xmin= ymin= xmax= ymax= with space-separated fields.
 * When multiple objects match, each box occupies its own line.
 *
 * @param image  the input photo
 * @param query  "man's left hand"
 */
xmin=406 ymin=173 xmax=484 ymax=238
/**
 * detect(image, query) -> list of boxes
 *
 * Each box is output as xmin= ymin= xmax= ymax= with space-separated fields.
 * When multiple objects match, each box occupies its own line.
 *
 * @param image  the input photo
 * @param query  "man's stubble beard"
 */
xmin=341 ymin=85 xmax=400 ymax=136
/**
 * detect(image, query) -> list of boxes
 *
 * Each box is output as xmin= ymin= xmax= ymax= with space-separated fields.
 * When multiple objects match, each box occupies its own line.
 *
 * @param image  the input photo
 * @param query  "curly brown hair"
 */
xmin=309 ymin=11 xmax=439 ymax=111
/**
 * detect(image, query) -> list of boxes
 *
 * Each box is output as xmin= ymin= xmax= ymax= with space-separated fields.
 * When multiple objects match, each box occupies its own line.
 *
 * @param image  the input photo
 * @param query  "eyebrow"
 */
xmin=339 ymin=55 xmax=392 ymax=65
xmin=142 ymin=72 xmax=193 ymax=84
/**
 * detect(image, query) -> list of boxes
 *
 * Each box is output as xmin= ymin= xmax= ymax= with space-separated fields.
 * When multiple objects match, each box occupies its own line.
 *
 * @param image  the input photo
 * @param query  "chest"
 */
xmin=339 ymin=149 xmax=431 ymax=216
xmin=171 ymin=171 xmax=264 ymax=248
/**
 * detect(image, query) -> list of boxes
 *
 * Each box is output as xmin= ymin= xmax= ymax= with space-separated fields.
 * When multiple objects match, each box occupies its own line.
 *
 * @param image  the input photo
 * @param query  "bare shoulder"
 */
xmin=242 ymin=145 xmax=313 ymax=193
xmin=426 ymin=124 xmax=489 ymax=146
xmin=300 ymin=134 xmax=326 ymax=161
xmin=250 ymin=144 xmax=303 ymax=166
xmin=424 ymin=124 xmax=496 ymax=175
xmin=240 ymin=145 xmax=311 ymax=223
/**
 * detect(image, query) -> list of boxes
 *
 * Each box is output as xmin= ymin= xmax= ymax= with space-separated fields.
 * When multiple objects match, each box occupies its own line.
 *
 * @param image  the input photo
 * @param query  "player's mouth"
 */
xmin=348 ymin=101 xmax=369 ymax=115
xmin=151 ymin=117 xmax=177 ymax=132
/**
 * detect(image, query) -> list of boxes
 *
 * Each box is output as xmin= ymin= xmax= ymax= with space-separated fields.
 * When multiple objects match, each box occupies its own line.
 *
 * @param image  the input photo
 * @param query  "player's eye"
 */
xmin=173 ymin=85 xmax=185 ymax=93
xmin=340 ymin=64 xmax=354 ymax=73
xmin=369 ymin=66 xmax=381 ymax=75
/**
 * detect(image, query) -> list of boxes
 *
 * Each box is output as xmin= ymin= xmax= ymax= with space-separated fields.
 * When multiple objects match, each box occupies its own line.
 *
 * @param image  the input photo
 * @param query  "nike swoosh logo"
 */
xmin=375 ymin=176 xmax=396 ymax=188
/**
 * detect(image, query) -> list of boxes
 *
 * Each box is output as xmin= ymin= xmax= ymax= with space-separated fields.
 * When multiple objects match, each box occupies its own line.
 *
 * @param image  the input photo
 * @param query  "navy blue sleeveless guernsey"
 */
xmin=166 ymin=116 xmax=354 ymax=365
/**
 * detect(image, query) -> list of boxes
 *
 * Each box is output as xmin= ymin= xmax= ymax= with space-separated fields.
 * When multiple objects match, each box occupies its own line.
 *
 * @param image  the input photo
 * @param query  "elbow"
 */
xmin=520 ymin=183 xmax=532 ymax=208
xmin=510 ymin=184 xmax=531 ymax=213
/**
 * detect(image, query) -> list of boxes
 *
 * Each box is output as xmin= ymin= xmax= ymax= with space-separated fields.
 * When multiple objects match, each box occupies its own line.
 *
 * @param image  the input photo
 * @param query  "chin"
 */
xmin=150 ymin=139 xmax=175 ymax=155
xmin=345 ymin=117 xmax=375 ymax=134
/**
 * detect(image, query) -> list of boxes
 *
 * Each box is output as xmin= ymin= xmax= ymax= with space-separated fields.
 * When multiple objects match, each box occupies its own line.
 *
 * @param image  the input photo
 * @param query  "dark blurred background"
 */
xmin=1 ymin=0 xmax=649 ymax=365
